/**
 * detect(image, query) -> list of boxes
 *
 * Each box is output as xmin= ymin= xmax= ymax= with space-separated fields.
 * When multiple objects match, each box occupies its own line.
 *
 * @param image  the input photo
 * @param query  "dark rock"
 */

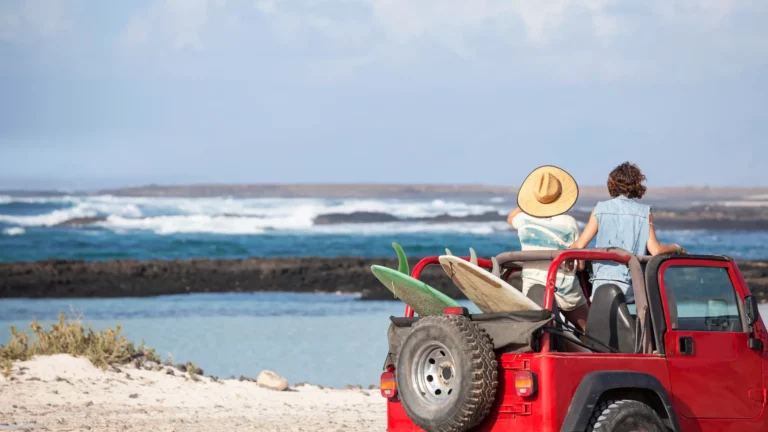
xmin=55 ymin=216 xmax=108 ymax=227
xmin=344 ymin=385 xmax=362 ymax=390
xmin=129 ymin=394 xmax=139 ymax=399
xmin=1 ymin=255 xmax=767 ymax=303
xmin=313 ymin=212 xmax=400 ymax=225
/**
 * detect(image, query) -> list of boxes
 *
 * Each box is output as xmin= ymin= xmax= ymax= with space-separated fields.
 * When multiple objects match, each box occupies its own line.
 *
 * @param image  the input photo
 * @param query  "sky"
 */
xmin=0 ymin=0 xmax=767 ymax=190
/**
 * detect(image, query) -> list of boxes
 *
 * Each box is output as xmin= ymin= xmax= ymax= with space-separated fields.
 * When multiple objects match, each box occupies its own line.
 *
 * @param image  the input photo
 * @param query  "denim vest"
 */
xmin=591 ymin=196 xmax=651 ymax=302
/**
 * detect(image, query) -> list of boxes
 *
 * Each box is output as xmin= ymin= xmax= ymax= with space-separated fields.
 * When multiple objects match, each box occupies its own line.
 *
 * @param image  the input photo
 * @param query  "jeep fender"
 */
xmin=560 ymin=371 xmax=680 ymax=432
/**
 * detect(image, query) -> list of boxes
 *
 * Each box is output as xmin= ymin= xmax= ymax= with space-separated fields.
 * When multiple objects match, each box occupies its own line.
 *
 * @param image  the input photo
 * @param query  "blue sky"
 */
xmin=1 ymin=0 xmax=767 ymax=190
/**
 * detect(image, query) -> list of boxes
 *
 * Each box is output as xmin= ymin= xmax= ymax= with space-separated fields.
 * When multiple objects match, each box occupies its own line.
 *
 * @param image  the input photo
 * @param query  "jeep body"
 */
xmin=381 ymin=249 xmax=768 ymax=432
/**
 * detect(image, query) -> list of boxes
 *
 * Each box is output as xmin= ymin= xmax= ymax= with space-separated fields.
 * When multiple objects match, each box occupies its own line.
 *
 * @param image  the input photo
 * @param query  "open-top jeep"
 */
xmin=379 ymin=248 xmax=768 ymax=432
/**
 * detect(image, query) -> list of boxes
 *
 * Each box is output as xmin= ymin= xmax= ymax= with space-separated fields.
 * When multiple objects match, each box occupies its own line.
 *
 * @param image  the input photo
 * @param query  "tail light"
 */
xmin=514 ymin=370 xmax=537 ymax=397
xmin=381 ymin=367 xmax=397 ymax=398
xmin=444 ymin=307 xmax=469 ymax=316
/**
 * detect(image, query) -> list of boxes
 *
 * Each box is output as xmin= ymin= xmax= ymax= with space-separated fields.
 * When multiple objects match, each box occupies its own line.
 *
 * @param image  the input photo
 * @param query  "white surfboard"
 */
xmin=439 ymin=254 xmax=542 ymax=313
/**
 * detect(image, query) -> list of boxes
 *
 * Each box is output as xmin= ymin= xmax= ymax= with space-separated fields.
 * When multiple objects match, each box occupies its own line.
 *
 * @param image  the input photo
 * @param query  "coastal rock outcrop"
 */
xmin=1 ymin=257 xmax=768 ymax=302
xmin=0 ymin=257 xmax=466 ymax=300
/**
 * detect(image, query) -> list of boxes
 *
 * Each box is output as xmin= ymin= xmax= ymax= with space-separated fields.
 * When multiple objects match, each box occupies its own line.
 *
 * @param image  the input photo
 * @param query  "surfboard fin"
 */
xmin=445 ymin=248 xmax=453 ymax=256
xmin=469 ymin=248 xmax=477 ymax=266
xmin=392 ymin=242 xmax=409 ymax=275
xmin=491 ymin=257 xmax=500 ymax=278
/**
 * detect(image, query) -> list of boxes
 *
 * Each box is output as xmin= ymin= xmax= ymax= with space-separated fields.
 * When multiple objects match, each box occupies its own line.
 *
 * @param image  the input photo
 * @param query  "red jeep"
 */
xmin=379 ymin=248 xmax=768 ymax=432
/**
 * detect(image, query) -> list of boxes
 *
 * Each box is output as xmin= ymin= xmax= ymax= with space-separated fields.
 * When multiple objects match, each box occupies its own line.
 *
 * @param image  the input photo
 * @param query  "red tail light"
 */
xmin=381 ymin=367 xmax=397 ymax=398
xmin=444 ymin=307 xmax=469 ymax=316
xmin=515 ymin=370 xmax=537 ymax=397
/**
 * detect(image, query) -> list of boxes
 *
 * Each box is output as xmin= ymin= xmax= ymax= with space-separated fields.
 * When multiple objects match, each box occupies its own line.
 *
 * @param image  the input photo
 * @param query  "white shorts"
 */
xmin=522 ymin=278 xmax=587 ymax=312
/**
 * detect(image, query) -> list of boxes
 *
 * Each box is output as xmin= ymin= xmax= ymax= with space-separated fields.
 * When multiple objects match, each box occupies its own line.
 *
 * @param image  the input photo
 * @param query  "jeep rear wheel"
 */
xmin=587 ymin=399 xmax=666 ymax=432
xmin=396 ymin=315 xmax=497 ymax=432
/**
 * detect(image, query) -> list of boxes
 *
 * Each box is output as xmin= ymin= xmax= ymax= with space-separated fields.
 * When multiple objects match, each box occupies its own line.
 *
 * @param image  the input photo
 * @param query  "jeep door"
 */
xmin=659 ymin=259 xmax=763 ymax=420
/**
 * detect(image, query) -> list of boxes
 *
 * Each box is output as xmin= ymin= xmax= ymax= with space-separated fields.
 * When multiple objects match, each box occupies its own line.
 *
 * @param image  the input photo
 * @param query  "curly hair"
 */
xmin=607 ymin=162 xmax=647 ymax=199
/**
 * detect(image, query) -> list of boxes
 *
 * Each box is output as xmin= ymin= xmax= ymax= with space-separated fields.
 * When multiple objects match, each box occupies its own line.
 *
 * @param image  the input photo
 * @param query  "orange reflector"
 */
xmin=444 ymin=307 xmax=469 ymax=316
xmin=514 ymin=370 xmax=536 ymax=397
xmin=380 ymin=370 xmax=397 ymax=399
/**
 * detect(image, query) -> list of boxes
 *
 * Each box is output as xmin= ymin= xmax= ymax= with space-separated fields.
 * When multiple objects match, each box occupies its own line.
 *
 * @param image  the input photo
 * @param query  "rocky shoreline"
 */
xmin=2 ymin=257 xmax=768 ymax=302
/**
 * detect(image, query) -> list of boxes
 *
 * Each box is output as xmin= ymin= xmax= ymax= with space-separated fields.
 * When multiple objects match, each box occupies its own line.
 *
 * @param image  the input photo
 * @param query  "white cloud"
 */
xmin=120 ymin=0 xmax=226 ymax=50
xmin=21 ymin=0 xmax=73 ymax=36
xmin=0 ymin=0 xmax=73 ymax=40
xmin=109 ymin=0 xmax=765 ymax=82
xmin=251 ymin=0 xmax=763 ymax=81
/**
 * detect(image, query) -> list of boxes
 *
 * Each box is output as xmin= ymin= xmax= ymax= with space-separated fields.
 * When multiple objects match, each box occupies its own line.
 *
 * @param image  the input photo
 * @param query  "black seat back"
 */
xmin=585 ymin=284 xmax=636 ymax=353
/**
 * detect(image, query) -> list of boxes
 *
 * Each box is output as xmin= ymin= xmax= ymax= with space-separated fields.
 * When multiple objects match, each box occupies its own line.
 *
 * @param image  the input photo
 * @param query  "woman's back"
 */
xmin=591 ymin=196 xmax=651 ymax=300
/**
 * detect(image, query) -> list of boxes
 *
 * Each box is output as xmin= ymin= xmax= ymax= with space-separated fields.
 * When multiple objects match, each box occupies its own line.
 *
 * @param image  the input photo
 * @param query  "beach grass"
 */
xmin=0 ymin=312 xmax=160 ymax=376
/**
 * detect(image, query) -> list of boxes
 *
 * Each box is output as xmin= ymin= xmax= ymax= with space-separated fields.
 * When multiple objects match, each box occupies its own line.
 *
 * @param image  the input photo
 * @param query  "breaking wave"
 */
xmin=0 ymin=195 xmax=509 ymax=235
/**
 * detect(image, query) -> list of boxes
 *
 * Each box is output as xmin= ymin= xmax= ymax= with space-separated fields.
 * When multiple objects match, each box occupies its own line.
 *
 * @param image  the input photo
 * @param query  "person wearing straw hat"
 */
xmin=506 ymin=165 xmax=589 ymax=331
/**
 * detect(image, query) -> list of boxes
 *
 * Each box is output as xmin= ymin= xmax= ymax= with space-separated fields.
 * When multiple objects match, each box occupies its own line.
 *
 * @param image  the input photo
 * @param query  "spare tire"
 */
xmin=396 ymin=315 xmax=498 ymax=432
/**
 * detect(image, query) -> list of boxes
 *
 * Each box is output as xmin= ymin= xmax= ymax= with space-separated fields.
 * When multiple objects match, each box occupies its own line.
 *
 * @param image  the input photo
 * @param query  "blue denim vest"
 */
xmin=591 ymin=196 xmax=651 ymax=302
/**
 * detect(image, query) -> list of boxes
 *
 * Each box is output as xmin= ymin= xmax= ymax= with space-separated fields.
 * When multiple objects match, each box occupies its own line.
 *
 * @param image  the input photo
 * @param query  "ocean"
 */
xmin=2 ymin=194 xmax=768 ymax=261
xmin=2 ymin=194 xmax=768 ymax=387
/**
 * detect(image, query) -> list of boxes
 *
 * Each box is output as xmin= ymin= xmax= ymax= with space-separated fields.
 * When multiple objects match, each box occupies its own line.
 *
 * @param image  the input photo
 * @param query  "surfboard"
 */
xmin=369 ymin=243 xmax=461 ymax=316
xmin=439 ymin=254 xmax=542 ymax=313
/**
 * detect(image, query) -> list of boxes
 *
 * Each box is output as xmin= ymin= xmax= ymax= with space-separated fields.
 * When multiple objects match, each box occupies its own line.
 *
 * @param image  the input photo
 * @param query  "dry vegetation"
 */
xmin=0 ymin=312 xmax=162 ymax=376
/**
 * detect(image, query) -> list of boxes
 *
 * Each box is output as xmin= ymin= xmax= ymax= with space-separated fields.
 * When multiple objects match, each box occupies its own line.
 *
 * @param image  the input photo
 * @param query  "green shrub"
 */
xmin=0 ymin=313 xmax=160 ymax=374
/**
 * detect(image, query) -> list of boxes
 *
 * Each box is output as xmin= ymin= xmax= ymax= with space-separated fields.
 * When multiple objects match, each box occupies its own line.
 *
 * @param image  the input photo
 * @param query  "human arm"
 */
xmin=647 ymin=212 xmax=686 ymax=255
xmin=569 ymin=210 xmax=598 ymax=250
xmin=506 ymin=207 xmax=523 ymax=228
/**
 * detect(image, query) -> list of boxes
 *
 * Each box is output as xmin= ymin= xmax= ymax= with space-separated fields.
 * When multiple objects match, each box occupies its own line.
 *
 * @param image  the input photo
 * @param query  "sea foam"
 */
xmin=0 ymin=195 xmax=504 ymax=234
xmin=2 ymin=227 xmax=25 ymax=236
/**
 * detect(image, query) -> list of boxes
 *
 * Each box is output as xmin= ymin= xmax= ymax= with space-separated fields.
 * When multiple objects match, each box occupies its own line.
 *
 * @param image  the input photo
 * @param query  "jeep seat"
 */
xmin=585 ymin=284 xmax=636 ymax=353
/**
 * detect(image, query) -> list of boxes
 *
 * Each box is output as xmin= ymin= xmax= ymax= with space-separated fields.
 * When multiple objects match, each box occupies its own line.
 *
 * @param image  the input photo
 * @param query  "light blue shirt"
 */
xmin=591 ymin=196 xmax=651 ymax=302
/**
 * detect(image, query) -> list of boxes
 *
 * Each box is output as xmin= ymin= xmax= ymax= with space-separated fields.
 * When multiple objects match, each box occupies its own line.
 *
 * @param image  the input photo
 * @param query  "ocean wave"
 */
xmin=309 ymin=222 xmax=507 ymax=235
xmin=2 ymin=227 xmax=25 ymax=236
xmin=99 ymin=215 xmax=269 ymax=235
xmin=95 ymin=214 xmax=509 ymax=236
xmin=0 ymin=200 xmax=142 ymax=226
xmin=0 ymin=195 xmax=504 ymax=228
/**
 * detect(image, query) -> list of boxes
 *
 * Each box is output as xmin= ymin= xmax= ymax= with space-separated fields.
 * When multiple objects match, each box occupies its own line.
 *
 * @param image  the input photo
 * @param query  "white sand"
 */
xmin=0 ymin=354 xmax=386 ymax=431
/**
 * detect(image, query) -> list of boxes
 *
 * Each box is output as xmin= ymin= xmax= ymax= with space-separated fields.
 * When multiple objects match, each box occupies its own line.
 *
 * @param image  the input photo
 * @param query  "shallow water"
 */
xmin=2 ymin=293 xmax=766 ymax=388
xmin=0 ymin=293 xmax=474 ymax=387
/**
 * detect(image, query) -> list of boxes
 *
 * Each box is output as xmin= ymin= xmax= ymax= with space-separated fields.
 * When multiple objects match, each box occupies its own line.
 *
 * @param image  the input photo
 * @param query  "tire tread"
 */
xmin=400 ymin=315 xmax=498 ymax=432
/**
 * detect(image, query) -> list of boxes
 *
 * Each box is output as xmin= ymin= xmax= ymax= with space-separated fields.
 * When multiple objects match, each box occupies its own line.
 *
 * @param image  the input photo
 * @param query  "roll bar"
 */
xmin=405 ymin=256 xmax=493 ymax=318
xmin=403 ymin=248 xmax=653 ymax=354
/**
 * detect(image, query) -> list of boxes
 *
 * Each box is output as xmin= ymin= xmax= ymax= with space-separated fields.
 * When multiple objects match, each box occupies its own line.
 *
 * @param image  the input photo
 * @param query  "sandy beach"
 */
xmin=0 ymin=355 xmax=386 ymax=431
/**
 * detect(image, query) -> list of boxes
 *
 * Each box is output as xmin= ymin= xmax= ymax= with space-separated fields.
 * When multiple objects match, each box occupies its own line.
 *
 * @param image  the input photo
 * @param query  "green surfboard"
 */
xmin=370 ymin=243 xmax=461 ymax=316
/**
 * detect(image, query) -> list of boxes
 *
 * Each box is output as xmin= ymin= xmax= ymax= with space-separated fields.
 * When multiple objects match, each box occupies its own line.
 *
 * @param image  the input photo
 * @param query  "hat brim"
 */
xmin=517 ymin=166 xmax=579 ymax=218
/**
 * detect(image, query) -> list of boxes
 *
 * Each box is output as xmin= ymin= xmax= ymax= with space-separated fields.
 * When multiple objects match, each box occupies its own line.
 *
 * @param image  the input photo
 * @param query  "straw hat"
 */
xmin=517 ymin=166 xmax=579 ymax=218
